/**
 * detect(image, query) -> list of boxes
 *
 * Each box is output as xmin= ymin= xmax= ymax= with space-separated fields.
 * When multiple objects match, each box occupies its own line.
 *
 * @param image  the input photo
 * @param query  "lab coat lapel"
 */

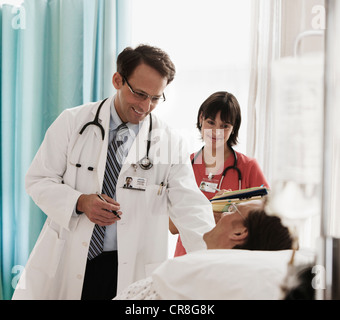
xmin=120 ymin=115 xmax=150 ymax=174
xmin=95 ymin=98 xmax=113 ymax=190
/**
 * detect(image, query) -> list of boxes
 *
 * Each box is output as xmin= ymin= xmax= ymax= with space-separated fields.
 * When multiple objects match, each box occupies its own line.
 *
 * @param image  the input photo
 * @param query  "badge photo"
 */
xmin=123 ymin=176 xmax=147 ymax=191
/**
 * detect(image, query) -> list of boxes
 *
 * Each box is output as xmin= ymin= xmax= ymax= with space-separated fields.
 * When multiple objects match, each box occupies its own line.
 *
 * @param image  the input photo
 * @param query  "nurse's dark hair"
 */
xmin=197 ymin=91 xmax=241 ymax=147
xmin=117 ymin=44 xmax=176 ymax=85
xmin=233 ymin=210 xmax=294 ymax=251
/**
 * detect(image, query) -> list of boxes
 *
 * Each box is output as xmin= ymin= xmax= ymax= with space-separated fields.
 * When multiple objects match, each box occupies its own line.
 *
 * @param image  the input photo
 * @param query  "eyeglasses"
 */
xmin=123 ymin=77 xmax=166 ymax=105
xmin=225 ymin=203 xmax=245 ymax=220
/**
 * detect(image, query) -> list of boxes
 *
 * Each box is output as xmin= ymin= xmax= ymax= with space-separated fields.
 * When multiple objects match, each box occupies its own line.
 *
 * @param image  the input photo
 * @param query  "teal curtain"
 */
xmin=0 ymin=0 xmax=130 ymax=300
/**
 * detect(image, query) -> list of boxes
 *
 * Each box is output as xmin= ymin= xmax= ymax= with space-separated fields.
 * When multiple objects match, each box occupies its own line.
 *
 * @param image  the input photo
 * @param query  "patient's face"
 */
xmin=203 ymin=200 xmax=264 ymax=249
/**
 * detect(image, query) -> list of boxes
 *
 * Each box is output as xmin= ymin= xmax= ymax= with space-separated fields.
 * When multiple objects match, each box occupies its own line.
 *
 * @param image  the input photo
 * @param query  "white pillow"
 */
xmin=151 ymin=249 xmax=314 ymax=300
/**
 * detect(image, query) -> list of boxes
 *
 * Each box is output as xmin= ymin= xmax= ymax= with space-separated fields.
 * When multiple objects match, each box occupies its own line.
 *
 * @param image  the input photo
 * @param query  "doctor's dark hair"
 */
xmin=117 ymin=44 xmax=176 ymax=85
xmin=233 ymin=210 xmax=293 ymax=251
xmin=197 ymin=91 xmax=241 ymax=147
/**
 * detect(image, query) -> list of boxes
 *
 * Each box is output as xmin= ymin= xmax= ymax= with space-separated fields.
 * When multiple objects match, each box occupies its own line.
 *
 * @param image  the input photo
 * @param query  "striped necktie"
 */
xmin=88 ymin=123 xmax=129 ymax=260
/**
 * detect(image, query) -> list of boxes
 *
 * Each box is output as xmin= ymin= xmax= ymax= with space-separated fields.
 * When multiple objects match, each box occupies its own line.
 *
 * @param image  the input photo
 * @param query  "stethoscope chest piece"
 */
xmin=138 ymin=113 xmax=153 ymax=170
xmin=139 ymin=156 xmax=153 ymax=170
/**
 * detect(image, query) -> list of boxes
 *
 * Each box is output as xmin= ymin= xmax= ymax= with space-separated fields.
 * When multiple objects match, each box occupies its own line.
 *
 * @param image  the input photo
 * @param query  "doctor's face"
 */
xmin=112 ymin=63 xmax=167 ymax=124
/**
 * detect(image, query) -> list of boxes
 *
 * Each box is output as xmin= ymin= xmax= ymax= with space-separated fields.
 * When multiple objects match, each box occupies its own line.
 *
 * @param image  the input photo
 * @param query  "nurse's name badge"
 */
xmin=199 ymin=178 xmax=218 ymax=193
xmin=123 ymin=176 xmax=147 ymax=191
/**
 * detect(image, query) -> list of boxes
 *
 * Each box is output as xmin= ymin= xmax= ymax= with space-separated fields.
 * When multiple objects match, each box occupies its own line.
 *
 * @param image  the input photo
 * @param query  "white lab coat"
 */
xmin=12 ymin=97 xmax=215 ymax=300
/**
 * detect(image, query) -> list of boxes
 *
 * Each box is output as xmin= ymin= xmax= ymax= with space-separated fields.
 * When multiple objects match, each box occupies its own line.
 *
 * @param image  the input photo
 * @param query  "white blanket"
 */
xmin=115 ymin=249 xmax=314 ymax=300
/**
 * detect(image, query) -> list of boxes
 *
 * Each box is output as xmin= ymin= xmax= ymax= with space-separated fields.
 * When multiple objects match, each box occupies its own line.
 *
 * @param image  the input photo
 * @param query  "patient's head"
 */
xmin=203 ymin=200 xmax=293 ymax=251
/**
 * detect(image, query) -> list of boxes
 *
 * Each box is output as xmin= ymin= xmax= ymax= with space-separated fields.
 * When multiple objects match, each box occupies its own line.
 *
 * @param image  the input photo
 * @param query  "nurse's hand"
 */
xmin=76 ymin=193 xmax=122 ymax=226
xmin=213 ymin=189 xmax=231 ymax=223
xmin=215 ymin=189 xmax=232 ymax=197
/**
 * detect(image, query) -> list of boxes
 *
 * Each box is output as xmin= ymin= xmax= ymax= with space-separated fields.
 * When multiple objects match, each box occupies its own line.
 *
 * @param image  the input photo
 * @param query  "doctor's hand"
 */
xmin=76 ymin=194 xmax=122 ymax=226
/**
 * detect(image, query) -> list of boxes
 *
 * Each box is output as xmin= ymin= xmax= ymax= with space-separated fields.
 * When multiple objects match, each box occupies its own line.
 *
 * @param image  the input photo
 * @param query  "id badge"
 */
xmin=199 ymin=178 xmax=218 ymax=193
xmin=123 ymin=176 xmax=147 ymax=191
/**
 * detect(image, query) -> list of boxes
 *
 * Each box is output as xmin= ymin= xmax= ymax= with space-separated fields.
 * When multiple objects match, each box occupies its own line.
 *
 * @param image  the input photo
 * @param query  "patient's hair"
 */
xmin=234 ymin=210 xmax=293 ymax=251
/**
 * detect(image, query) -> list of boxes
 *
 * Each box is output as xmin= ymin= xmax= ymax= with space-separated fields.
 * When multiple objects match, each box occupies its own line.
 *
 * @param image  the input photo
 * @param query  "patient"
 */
xmin=114 ymin=200 xmax=295 ymax=300
xmin=203 ymin=200 xmax=293 ymax=251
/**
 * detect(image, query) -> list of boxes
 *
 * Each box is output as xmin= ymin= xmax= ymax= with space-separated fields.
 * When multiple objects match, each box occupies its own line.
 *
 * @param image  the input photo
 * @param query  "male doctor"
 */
xmin=12 ymin=45 xmax=215 ymax=300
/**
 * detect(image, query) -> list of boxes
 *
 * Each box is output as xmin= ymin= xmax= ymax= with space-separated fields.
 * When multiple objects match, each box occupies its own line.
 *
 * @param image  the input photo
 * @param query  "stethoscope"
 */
xmin=77 ymin=98 xmax=154 ymax=171
xmin=191 ymin=146 xmax=242 ymax=190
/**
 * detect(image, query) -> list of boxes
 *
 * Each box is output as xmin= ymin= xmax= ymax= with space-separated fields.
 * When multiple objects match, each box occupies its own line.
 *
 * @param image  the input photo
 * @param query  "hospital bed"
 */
xmin=114 ymin=249 xmax=315 ymax=300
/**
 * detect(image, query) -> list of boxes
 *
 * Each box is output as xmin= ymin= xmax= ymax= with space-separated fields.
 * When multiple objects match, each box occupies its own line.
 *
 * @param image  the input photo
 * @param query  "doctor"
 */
xmin=12 ymin=45 xmax=215 ymax=300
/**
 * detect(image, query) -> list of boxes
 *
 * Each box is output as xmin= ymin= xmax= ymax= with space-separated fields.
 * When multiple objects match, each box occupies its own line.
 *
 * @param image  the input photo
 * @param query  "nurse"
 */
xmin=13 ymin=45 xmax=215 ymax=300
xmin=170 ymin=91 xmax=269 ymax=257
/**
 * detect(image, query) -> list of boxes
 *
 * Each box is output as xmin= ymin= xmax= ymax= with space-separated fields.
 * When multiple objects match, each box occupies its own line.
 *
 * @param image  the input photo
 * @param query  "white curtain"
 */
xmin=246 ymin=0 xmax=282 ymax=183
xmin=0 ymin=0 xmax=124 ymax=300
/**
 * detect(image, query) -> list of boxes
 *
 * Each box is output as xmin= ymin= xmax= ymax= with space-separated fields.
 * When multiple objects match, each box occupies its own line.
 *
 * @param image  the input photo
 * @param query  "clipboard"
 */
xmin=209 ymin=186 xmax=268 ymax=212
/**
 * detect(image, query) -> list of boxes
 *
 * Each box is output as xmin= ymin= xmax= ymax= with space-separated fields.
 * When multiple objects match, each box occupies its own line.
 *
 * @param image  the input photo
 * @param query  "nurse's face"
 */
xmin=112 ymin=63 xmax=167 ymax=124
xmin=200 ymin=111 xmax=233 ymax=150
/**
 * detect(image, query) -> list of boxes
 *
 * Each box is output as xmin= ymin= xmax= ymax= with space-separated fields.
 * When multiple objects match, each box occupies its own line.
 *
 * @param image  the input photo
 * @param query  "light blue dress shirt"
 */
xmin=103 ymin=98 xmax=140 ymax=251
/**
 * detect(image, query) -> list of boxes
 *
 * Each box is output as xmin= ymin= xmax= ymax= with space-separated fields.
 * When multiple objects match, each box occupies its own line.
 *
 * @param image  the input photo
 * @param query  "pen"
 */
xmin=212 ymin=186 xmax=221 ymax=192
xmin=157 ymin=182 xmax=164 ymax=195
xmin=96 ymin=192 xmax=121 ymax=219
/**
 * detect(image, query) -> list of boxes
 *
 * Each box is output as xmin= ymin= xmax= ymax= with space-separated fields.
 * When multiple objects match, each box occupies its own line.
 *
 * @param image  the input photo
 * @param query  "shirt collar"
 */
xmin=110 ymin=96 xmax=140 ymax=136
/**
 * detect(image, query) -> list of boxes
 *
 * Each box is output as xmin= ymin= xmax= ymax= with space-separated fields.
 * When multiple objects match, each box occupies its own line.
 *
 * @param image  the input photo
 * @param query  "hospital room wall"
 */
xmin=129 ymin=0 xmax=252 ymax=157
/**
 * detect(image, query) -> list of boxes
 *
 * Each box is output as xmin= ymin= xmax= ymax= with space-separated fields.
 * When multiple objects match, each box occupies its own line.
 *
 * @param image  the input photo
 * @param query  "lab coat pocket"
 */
xmin=30 ymin=225 xmax=66 ymax=278
xmin=145 ymin=184 xmax=168 ymax=216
